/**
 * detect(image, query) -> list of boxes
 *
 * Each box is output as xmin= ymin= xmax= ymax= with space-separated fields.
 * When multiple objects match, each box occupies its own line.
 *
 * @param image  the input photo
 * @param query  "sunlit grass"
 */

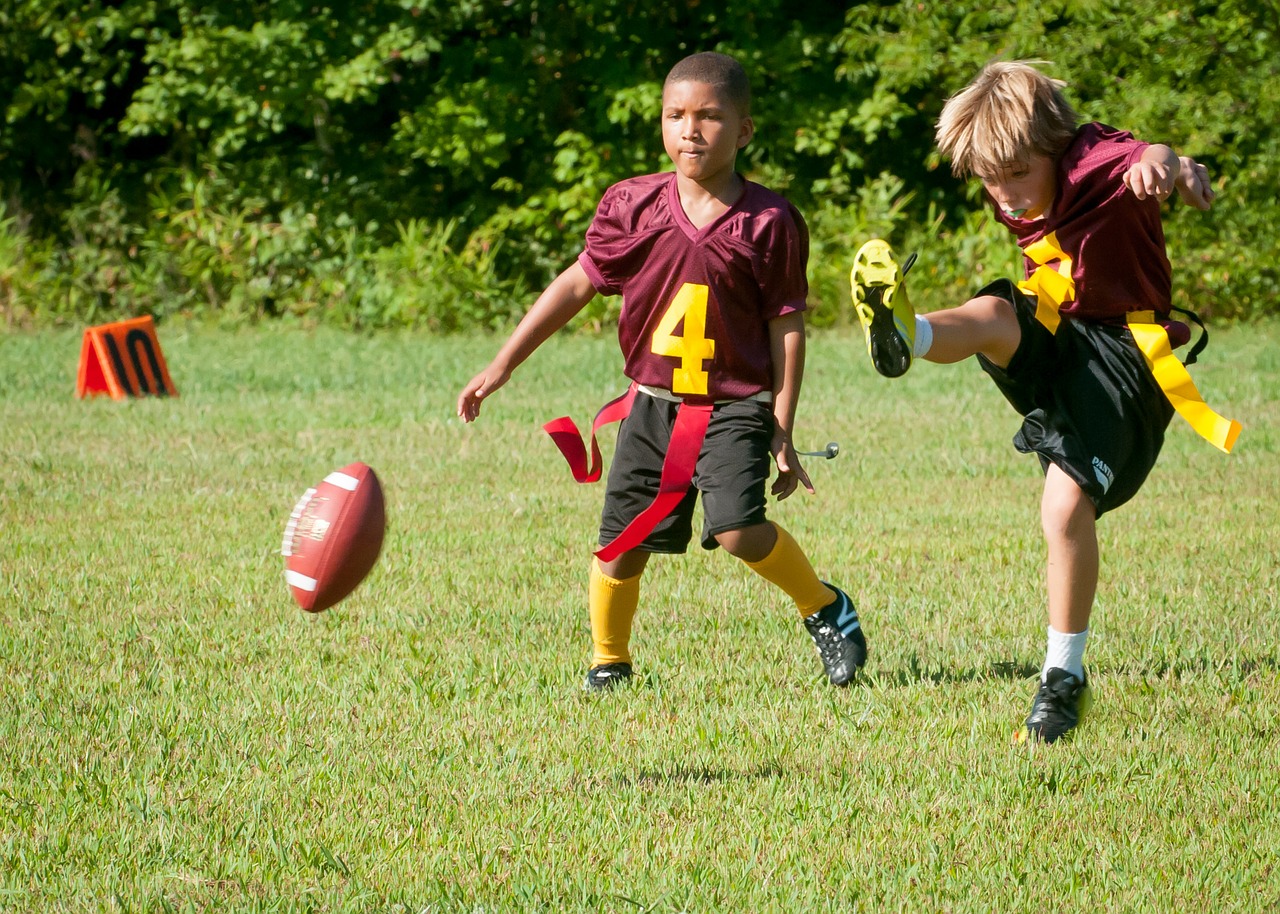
xmin=1 ymin=320 xmax=1277 ymax=912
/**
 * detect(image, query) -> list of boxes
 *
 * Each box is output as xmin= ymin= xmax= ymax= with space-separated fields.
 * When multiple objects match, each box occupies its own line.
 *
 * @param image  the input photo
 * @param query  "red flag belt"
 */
xmin=543 ymin=383 xmax=712 ymax=562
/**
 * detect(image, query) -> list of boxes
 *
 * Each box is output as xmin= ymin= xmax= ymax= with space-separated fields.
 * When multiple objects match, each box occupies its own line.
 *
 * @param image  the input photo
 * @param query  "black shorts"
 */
xmin=599 ymin=392 xmax=773 ymax=553
xmin=975 ymin=279 xmax=1175 ymax=516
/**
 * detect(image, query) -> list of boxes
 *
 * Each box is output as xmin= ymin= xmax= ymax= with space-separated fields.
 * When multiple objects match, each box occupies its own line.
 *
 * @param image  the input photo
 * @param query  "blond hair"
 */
xmin=935 ymin=60 xmax=1079 ymax=177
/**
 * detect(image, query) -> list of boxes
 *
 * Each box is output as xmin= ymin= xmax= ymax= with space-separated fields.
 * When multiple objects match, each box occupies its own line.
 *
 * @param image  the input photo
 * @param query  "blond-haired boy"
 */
xmin=850 ymin=60 xmax=1237 ymax=743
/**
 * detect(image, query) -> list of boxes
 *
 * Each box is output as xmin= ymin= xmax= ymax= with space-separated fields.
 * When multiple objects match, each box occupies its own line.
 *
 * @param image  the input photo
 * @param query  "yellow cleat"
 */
xmin=850 ymin=239 xmax=917 ymax=378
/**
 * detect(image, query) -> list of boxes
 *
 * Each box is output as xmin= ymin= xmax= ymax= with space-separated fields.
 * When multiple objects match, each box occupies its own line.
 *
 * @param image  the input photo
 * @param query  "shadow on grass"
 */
xmin=873 ymin=653 xmax=1280 ymax=688
xmin=1110 ymin=653 xmax=1280 ymax=680
xmin=869 ymin=655 xmax=1040 ymax=688
xmin=614 ymin=763 xmax=787 ymax=787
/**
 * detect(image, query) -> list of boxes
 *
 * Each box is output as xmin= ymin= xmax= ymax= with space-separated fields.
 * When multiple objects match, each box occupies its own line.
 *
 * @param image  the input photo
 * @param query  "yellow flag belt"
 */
xmin=1126 ymin=312 xmax=1241 ymax=453
xmin=1017 ymin=231 xmax=1240 ymax=453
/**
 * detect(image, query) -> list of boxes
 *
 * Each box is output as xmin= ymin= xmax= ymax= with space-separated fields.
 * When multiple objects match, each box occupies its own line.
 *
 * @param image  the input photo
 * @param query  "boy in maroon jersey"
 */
xmin=850 ymin=60 xmax=1237 ymax=743
xmin=458 ymin=52 xmax=865 ymax=690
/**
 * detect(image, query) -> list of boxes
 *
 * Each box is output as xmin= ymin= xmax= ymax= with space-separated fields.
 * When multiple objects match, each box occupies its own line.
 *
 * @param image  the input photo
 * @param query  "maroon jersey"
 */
xmin=578 ymin=172 xmax=808 ymax=401
xmin=994 ymin=123 xmax=1172 ymax=324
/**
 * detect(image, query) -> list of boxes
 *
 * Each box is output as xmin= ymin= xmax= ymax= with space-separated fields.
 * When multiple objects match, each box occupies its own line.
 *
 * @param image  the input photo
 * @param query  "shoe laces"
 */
xmin=1028 ymin=672 xmax=1084 ymax=723
xmin=805 ymin=617 xmax=846 ymax=664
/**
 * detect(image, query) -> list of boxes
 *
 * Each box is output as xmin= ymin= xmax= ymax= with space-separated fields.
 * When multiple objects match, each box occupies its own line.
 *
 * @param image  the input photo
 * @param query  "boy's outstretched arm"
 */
xmin=457 ymin=261 xmax=597 ymax=423
xmin=767 ymin=311 xmax=814 ymax=500
xmin=1124 ymin=145 xmax=1216 ymax=211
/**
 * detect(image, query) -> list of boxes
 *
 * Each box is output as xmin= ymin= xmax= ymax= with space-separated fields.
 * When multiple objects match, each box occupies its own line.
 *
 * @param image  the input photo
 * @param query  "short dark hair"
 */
xmin=664 ymin=52 xmax=751 ymax=116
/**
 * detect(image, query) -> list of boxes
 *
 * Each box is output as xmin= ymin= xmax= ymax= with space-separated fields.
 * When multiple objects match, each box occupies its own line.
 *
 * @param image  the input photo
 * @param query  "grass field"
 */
xmin=2 ymin=320 xmax=1277 ymax=912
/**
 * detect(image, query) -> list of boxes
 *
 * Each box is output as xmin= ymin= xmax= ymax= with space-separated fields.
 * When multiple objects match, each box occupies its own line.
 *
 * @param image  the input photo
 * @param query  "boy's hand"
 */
xmin=1175 ymin=156 xmax=1215 ymax=210
xmin=1123 ymin=159 xmax=1176 ymax=202
xmin=770 ymin=432 xmax=814 ymax=500
xmin=457 ymin=365 xmax=511 ymax=423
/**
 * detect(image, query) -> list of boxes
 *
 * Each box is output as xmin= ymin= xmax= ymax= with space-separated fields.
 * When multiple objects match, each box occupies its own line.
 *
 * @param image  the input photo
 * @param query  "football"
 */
xmin=281 ymin=462 xmax=386 ymax=612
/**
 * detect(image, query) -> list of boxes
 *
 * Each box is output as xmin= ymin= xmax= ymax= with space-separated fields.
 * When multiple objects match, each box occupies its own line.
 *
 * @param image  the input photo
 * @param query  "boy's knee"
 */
xmin=978 ymin=293 xmax=1018 ymax=321
xmin=975 ymin=294 xmax=1021 ymax=343
xmin=1040 ymin=475 xmax=1096 ymax=540
xmin=716 ymin=522 xmax=776 ymax=563
xmin=945 ymin=293 xmax=1021 ymax=368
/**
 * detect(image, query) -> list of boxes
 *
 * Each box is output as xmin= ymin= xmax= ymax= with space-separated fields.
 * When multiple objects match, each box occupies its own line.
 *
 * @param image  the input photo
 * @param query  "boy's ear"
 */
xmin=737 ymin=116 xmax=755 ymax=149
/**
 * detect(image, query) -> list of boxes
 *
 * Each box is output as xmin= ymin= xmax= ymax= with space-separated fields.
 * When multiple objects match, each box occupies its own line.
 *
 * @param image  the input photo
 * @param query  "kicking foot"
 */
xmin=850 ymin=239 xmax=918 ymax=379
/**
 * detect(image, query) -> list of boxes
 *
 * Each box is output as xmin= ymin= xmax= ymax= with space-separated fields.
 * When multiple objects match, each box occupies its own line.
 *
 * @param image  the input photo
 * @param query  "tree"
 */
xmin=1 ymin=0 xmax=1275 ymax=324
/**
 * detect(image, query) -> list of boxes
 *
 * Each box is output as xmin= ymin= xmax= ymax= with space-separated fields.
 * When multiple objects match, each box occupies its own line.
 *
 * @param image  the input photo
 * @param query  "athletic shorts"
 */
xmin=975 ymin=279 xmax=1175 ymax=516
xmin=599 ymin=391 xmax=773 ymax=553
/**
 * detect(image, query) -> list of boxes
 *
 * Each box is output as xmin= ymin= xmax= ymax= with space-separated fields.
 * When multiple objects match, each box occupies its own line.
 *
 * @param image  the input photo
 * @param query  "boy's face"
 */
xmin=661 ymin=79 xmax=753 ymax=187
xmin=980 ymin=154 xmax=1057 ymax=220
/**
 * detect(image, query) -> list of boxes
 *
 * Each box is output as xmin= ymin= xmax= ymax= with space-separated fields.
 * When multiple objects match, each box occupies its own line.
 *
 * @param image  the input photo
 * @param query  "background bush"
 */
xmin=1 ymin=0 xmax=1276 ymax=328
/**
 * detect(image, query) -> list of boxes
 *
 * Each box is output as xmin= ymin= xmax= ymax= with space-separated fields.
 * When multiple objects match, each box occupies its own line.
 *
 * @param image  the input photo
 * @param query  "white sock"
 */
xmin=912 ymin=315 xmax=933 ymax=358
xmin=1043 ymin=626 xmax=1088 ymax=681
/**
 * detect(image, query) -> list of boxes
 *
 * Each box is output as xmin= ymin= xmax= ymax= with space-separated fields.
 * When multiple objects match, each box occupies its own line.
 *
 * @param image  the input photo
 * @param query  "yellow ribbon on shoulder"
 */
xmin=1127 ymin=313 xmax=1242 ymax=453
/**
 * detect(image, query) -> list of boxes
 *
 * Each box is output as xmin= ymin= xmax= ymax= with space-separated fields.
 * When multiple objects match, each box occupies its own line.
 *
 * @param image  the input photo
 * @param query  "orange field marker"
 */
xmin=76 ymin=316 xmax=178 ymax=399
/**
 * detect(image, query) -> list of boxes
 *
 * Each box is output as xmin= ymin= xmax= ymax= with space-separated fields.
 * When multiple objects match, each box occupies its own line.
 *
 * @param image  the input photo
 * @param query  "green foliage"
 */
xmin=806 ymin=172 xmax=918 ymax=325
xmin=357 ymin=219 xmax=527 ymax=332
xmin=1 ymin=0 xmax=1277 ymax=325
xmin=0 ymin=206 xmax=56 ymax=328
xmin=829 ymin=0 xmax=1280 ymax=319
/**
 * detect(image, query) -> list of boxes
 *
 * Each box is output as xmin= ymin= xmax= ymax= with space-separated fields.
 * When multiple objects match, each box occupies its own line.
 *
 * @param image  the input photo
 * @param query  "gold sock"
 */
xmin=588 ymin=558 xmax=641 ymax=667
xmin=744 ymin=523 xmax=835 ymax=617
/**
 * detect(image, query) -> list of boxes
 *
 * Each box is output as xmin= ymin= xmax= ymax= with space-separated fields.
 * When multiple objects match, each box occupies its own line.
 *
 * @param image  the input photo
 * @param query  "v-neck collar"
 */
xmin=667 ymin=173 xmax=748 ymax=242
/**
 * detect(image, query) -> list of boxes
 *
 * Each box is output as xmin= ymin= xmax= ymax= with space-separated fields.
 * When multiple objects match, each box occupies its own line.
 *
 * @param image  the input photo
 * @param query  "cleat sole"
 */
xmin=851 ymin=240 xmax=913 ymax=378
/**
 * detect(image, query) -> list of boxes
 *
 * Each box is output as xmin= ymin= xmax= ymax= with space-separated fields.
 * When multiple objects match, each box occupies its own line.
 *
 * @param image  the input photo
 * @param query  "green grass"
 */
xmin=2 ymin=320 xmax=1278 ymax=912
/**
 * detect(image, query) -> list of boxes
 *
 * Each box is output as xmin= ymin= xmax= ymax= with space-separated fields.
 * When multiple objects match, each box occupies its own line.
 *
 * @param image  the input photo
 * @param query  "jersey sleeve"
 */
xmin=578 ymin=183 xmax=632 ymax=297
xmin=756 ymin=202 xmax=809 ymax=320
xmin=1061 ymin=123 xmax=1149 ymax=209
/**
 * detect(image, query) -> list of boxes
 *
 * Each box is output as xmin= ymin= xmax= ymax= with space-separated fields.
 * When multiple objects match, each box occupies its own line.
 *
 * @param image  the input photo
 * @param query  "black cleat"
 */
xmin=584 ymin=662 xmax=633 ymax=691
xmin=803 ymin=584 xmax=867 ymax=686
xmin=1015 ymin=667 xmax=1093 ymax=745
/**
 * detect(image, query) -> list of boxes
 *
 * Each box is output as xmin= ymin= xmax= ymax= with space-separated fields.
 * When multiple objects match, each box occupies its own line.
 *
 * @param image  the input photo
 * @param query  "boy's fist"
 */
xmin=1123 ymin=159 xmax=1175 ymax=202
xmin=1175 ymin=156 xmax=1215 ymax=210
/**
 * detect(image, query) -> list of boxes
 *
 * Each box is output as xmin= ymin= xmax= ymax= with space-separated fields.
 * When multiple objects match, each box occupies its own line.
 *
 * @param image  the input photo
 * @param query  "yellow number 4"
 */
xmin=651 ymin=282 xmax=715 ymax=395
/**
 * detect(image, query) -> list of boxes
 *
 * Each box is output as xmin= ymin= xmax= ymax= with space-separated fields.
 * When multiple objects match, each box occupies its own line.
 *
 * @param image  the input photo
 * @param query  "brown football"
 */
xmin=281 ymin=462 xmax=386 ymax=612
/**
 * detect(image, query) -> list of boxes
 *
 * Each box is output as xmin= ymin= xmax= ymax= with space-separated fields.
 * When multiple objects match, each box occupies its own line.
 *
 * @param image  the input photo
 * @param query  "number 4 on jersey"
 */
xmin=651 ymin=282 xmax=715 ymax=396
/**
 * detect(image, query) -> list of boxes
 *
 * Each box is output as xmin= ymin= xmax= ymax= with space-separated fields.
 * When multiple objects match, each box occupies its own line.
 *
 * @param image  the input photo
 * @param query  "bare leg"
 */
xmin=600 ymin=549 xmax=651 ymax=580
xmin=923 ymin=294 xmax=1022 ymax=369
xmin=1040 ymin=464 xmax=1098 ymax=634
xmin=715 ymin=521 xmax=777 ymax=564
